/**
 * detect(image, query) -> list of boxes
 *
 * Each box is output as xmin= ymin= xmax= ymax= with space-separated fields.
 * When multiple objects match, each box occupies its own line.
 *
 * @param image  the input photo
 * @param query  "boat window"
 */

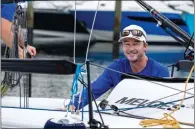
xmin=127 ymin=16 xmax=187 ymax=26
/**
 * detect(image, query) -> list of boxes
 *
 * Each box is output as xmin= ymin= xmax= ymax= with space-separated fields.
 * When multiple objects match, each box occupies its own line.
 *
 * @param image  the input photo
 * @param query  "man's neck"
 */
xmin=130 ymin=55 xmax=148 ymax=73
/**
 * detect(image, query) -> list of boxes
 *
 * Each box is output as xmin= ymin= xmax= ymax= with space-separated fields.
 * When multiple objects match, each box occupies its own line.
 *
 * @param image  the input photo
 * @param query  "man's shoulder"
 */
xmin=148 ymin=58 xmax=167 ymax=70
xmin=148 ymin=58 xmax=169 ymax=77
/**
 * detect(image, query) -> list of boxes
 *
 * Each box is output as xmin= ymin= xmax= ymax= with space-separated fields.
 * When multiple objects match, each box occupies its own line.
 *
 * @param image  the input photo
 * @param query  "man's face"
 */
xmin=122 ymin=38 xmax=148 ymax=63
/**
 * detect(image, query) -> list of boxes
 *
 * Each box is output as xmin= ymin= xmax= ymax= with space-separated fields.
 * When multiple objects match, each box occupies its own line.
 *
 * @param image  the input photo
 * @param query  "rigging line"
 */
xmin=184 ymin=32 xmax=194 ymax=57
xmin=3 ymin=46 xmax=8 ymax=58
xmin=1 ymin=4 xmax=23 ymax=95
xmin=19 ymin=3 xmax=26 ymax=59
xmin=90 ymin=63 xmax=194 ymax=95
xmin=138 ymin=66 xmax=194 ymax=128
xmin=22 ymin=8 xmax=28 ymax=108
xmin=169 ymin=65 xmax=194 ymax=116
xmin=1 ymin=5 xmax=15 ymax=88
xmin=99 ymin=95 xmax=194 ymax=113
xmin=153 ymin=87 xmax=194 ymax=102
xmin=78 ymin=77 xmax=105 ymax=126
xmin=78 ymin=76 xmax=194 ymax=112
xmin=99 ymin=110 xmax=195 ymax=127
xmin=73 ymin=0 xmax=77 ymax=64
xmin=85 ymin=1 xmax=101 ymax=63
xmin=19 ymin=81 xmax=21 ymax=107
xmin=121 ymin=95 xmax=194 ymax=112
xmin=80 ymin=72 xmax=194 ymax=107
xmin=23 ymin=6 xmax=29 ymax=57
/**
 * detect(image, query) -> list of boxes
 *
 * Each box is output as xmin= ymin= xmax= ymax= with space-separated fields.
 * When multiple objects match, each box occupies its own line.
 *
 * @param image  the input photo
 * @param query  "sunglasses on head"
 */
xmin=121 ymin=30 xmax=146 ymax=38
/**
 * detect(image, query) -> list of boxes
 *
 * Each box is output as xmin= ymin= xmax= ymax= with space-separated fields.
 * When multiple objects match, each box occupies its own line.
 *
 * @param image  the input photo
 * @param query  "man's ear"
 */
xmin=144 ymin=42 xmax=148 ymax=53
xmin=144 ymin=42 xmax=148 ymax=47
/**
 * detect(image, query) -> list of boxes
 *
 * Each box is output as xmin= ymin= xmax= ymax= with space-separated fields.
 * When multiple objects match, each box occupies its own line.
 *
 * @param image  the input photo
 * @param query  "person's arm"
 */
xmin=1 ymin=18 xmax=36 ymax=57
xmin=73 ymin=62 xmax=119 ymax=109
xmin=18 ymin=26 xmax=36 ymax=56
xmin=1 ymin=18 xmax=13 ymax=48
xmin=1 ymin=3 xmax=16 ymax=48
xmin=1 ymin=18 xmax=25 ymax=48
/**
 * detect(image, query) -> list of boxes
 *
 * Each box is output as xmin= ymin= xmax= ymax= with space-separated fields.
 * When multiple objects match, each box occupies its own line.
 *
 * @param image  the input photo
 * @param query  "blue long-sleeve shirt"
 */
xmin=73 ymin=57 xmax=169 ymax=109
xmin=1 ymin=3 xmax=17 ymax=21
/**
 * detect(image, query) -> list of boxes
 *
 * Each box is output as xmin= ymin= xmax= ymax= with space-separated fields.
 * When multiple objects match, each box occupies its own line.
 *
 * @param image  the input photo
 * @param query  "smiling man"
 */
xmin=72 ymin=24 xmax=170 ymax=109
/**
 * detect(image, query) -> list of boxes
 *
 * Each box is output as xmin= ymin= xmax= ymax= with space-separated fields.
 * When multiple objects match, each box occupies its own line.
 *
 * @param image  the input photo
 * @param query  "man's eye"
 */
xmin=134 ymin=41 xmax=141 ymax=45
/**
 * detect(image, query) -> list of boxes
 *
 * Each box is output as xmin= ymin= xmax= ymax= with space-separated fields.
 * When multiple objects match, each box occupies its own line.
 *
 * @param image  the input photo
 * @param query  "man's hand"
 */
xmin=27 ymin=45 xmax=36 ymax=57
xmin=18 ymin=45 xmax=37 ymax=59
xmin=18 ymin=45 xmax=26 ymax=59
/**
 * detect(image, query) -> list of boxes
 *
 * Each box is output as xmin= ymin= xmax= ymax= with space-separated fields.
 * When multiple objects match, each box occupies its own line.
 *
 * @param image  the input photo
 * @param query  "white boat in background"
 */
xmin=19 ymin=1 xmax=194 ymax=45
xmin=162 ymin=1 xmax=194 ymax=14
xmin=2 ymin=77 xmax=194 ymax=128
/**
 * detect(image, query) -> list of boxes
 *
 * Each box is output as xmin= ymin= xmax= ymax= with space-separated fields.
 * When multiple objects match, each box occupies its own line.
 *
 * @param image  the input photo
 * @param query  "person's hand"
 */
xmin=18 ymin=45 xmax=36 ymax=59
xmin=27 ymin=45 xmax=36 ymax=57
xmin=56 ymin=105 xmax=76 ymax=111
xmin=18 ymin=45 xmax=26 ymax=59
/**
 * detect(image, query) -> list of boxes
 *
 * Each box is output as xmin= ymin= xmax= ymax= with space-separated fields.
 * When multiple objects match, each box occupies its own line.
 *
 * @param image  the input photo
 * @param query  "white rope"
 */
xmin=73 ymin=0 xmax=77 ymax=64
xmin=85 ymin=1 xmax=101 ymax=63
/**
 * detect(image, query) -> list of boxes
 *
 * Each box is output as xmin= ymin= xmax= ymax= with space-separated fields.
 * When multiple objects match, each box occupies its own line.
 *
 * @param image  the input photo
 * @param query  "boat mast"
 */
xmin=26 ymin=1 xmax=34 ymax=98
xmin=135 ymin=0 xmax=194 ymax=50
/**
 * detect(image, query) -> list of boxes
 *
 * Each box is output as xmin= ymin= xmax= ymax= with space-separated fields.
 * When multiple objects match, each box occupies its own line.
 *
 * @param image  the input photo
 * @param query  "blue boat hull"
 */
xmin=70 ymin=11 xmax=190 ymax=43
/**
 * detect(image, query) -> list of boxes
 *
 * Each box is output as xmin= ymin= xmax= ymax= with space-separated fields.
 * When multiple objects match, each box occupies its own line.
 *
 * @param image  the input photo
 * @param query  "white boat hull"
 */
xmin=2 ymin=77 xmax=194 ymax=128
xmin=2 ymin=107 xmax=193 ymax=128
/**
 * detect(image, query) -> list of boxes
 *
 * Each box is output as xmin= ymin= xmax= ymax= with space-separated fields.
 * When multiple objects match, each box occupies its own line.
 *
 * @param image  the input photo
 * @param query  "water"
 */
xmin=3 ymin=48 xmax=189 ymax=99
xmin=4 ymin=52 xmax=109 ymax=99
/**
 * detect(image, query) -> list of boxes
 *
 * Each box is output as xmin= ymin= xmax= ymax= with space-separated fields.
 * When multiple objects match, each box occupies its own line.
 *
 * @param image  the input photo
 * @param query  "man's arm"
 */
xmin=1 ymin=18 xmax=36 ymax=57
xmin=1 ymin=3 xmax=36 ymax=57
xmin=1 ymin=3 xmax=16 ymax=48
xmin=73 ymin=62 xmax=119 ymax=109
xmin=1 ymin=18 xmax=27 ymax=48
xmin=1 ymin=18 xmax=13 ymax=48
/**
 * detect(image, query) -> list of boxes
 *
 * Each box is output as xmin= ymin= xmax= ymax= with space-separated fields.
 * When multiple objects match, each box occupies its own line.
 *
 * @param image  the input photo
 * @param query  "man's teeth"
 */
xmin=128 ymin=52 xmax=136 ymax=54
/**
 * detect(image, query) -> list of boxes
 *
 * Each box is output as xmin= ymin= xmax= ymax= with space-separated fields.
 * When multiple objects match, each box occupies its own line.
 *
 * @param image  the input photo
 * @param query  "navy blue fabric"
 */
xmin=44 ymin=119 xmax=86 ymax=129
xmin=1 ymin=3 xmax=17 ymax=21
xmin=74 ymin=57 xmax=169 ymax=109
